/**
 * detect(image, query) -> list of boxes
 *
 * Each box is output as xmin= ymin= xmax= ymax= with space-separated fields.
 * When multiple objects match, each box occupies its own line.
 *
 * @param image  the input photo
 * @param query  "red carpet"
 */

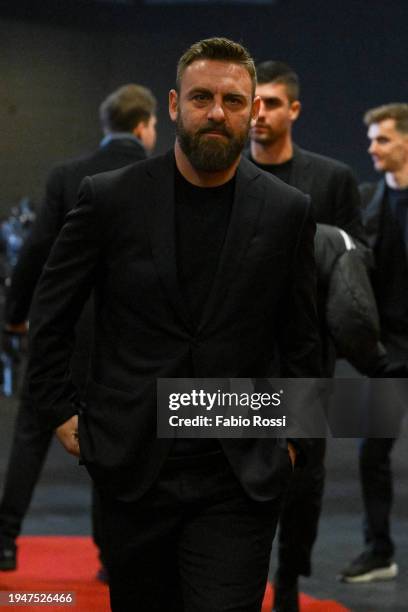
xmin=0 ymin=537 xmax=350 ymax=611
xmin=262 ymin=582 xmax=351 ymax=612
xmin=0 ymin=537 xmax=109 ymax=611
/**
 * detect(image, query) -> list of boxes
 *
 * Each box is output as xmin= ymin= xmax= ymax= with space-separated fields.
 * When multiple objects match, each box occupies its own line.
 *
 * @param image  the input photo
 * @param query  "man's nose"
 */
xmin=207 ymin=102 xmax=226 ymax=122
xmin=368 ymin=141 xmax=377 ymax=154
xmin=257 ymin=99 xmax=266 ymax=119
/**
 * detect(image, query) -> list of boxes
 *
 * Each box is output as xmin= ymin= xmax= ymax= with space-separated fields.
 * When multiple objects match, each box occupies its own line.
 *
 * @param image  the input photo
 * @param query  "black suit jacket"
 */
xmin=248 ymin=145 xmax=364 ymax=242
xmin=289 ymin=146 xmax=364 ymax=242
xmin=360 ymin=180 xmax=408 ymax=344
xmin=289 ymin=147 xmax=366 ymax=374
xmin=6 ymin=137 xmax=147 ymax=391
xmin=249 ymin=145 xmax=365 ymax=375
xmin=6 ymin=137 xmax=147 ymax=325
xmin=28 ymin=151 xmax=321 ymax=501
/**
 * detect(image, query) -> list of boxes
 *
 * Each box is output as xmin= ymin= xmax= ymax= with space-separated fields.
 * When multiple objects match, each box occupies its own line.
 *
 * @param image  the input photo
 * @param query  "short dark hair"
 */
xmin=176 ymin=37 xmax=256 ymax=96
xmin=255 ymin=60 xmax=300 ymax=102
xmin=99 ymin=84 xmax=157 ymax=134
xmin=364 ymin=103 xmax=408 ymax=134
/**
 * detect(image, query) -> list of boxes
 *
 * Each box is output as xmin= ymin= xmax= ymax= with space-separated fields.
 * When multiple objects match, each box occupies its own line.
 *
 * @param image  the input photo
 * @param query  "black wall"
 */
xmin=1 ymin=0 xmax=407 ymax=215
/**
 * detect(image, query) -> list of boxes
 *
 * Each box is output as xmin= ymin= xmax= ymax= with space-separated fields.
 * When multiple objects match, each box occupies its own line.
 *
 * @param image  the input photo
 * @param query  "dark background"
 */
xmin=1 ymin=0 xmax=407 ymax=215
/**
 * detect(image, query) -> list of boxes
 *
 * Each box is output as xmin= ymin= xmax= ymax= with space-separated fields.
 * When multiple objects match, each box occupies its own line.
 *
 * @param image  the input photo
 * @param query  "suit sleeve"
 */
xmin=277 ymin=197 xmax=322 ymax=378
xmin=28 ymin=177 xmax=101 ymax=429
xmin=5 ymin=166 xmax=68 ymax=324
xmin=331 ymin=166 xmax=366 ymax=244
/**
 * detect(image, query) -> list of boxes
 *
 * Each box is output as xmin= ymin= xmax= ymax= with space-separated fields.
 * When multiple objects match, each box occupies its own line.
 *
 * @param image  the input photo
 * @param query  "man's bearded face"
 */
xmin=176 ymin=113 xmax=251 ymax=172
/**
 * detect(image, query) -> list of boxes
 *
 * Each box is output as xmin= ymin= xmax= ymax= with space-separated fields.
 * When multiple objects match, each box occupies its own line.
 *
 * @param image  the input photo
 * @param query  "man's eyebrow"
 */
xmin=258 ymin=96 xmax=281 ymax=103
xmin=224 ymin=92 xmax=248 ymax=99
xmin=186 ymin=88 xmax=248 ymax=99
xmin=187 ymin=87 xmax=213 ymax=96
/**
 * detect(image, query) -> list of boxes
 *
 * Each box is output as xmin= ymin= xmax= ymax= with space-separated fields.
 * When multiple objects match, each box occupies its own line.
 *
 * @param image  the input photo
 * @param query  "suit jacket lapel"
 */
xmin=144 ymin=153 xmax=264 ymax=333
xmin=197 ymin=157 xmax=264 ymax=333
xmin=290 ymin=145 xmax=313 ymax=192
xmin=144 ymin=151 xmax=193 ymax=331
xmin=363 ymin=180 xmax=386 ymax=249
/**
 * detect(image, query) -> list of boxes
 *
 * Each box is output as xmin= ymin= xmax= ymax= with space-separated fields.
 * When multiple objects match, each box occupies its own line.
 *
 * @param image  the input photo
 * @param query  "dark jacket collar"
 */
xmin=101 ymin=135 xmax=147 ymax=156
xmin=245 ymin=143 xmax=310 ymax=191
xmin=289 ymin=145 xmax=313 ymax=190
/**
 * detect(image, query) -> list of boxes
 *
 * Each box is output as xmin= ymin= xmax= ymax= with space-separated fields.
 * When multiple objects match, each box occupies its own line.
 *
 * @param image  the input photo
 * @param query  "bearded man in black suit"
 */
xmin=0 ymin=83 xmax=157 ymax=576
xmin=27 ymin=38 xmax=321 ymax=612
xmin=248 ymin=61 xmax=365 ymax=612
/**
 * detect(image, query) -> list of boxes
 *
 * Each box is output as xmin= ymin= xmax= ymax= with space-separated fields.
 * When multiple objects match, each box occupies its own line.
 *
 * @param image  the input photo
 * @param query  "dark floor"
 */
xmin=0 ymin=390 xmax=407 ymax=612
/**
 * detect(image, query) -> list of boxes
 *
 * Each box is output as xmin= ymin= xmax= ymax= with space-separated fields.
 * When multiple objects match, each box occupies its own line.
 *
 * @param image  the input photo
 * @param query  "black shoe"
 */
xmin=338 ymin=550 xmax=398 ymax=583
xmin=273 ymin=575 xmax=299 ymax=612
xmin=0 ymin=542 xmax=17 ymax=571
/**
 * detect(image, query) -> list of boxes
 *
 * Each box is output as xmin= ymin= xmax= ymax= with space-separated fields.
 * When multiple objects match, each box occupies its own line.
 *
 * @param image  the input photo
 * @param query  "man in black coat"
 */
xmin=248 ymin=61 xmax=365 ymax=612
xmin=27 ymin=38 xmax=321 ymax=612
xmin=339 ymin=103 xmax=408 ymax=584
xmin=0 ymin=83 xmax=157 ymax=574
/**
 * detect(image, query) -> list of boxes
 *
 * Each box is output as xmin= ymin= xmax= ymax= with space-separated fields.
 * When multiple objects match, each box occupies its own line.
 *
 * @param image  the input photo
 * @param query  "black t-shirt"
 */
xmin=175 ymin=168 xmax=235 ymax=327
xmin=171 ymin=168 xmax=235 ymax=456
xmin=249 ymin=155 xmax=294 ymax=185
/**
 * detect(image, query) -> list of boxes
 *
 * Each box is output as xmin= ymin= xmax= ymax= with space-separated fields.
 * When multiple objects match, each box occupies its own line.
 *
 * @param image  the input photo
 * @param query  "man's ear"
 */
xmin=290 ymin=100 xmax=301 ymax=122
xmin=132 ymin=121 xmax=144 ymax=140
xmin=169 ymin=89 xmax=178 ymax=122
xmin=250 ymin=95 xmax=261 ymax=127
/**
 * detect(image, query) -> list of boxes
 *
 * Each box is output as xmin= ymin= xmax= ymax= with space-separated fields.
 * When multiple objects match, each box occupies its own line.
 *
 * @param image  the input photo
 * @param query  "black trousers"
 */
xmin=0 ymin=393 xmax=52 ymax=543
xmin=273 ymin=336 xmax=333 ymax=581
xmin=277 ymin=438 xmax=325 ymax=578
xmin=0 ymin=387 xmax=105 ymax=564
xmin=100 ymin=451 xmax=284 ymax=612
xmin=360 ymin=437 xmax=396 ymax=557
xmin=358 ymin=335 xmax=407 ymax=558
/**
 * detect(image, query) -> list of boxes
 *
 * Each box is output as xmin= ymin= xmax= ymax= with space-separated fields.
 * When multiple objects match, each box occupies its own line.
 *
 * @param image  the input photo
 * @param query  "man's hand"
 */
xmin=288 ymin=441 xmax=297 ymax=469
xmin=56 ymin=415 xmax=80 ymax=457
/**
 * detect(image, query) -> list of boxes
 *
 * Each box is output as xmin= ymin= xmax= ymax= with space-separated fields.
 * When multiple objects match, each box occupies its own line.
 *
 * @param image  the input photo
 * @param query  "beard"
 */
xmin=176 ymin=114 xmax=250 ymax=172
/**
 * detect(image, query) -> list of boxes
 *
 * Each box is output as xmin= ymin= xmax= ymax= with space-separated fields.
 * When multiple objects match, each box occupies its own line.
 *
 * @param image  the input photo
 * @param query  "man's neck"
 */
xmin=250 ymin=135 xmax=293 ymax=165
xmin=385 ymin=166 xmax=408 ymax=190
xmin=174 ymin=141 xmax=239 ymax=187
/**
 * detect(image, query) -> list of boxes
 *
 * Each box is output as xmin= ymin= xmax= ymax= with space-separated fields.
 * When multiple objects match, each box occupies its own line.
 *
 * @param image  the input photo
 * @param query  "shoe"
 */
xmin=338 ymin=550 xmax=398 ymax=583
xmin=273 ymin=576 xmax=299 ymax=612
xmin=0 ymin=542 xmax=17 ymax=571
